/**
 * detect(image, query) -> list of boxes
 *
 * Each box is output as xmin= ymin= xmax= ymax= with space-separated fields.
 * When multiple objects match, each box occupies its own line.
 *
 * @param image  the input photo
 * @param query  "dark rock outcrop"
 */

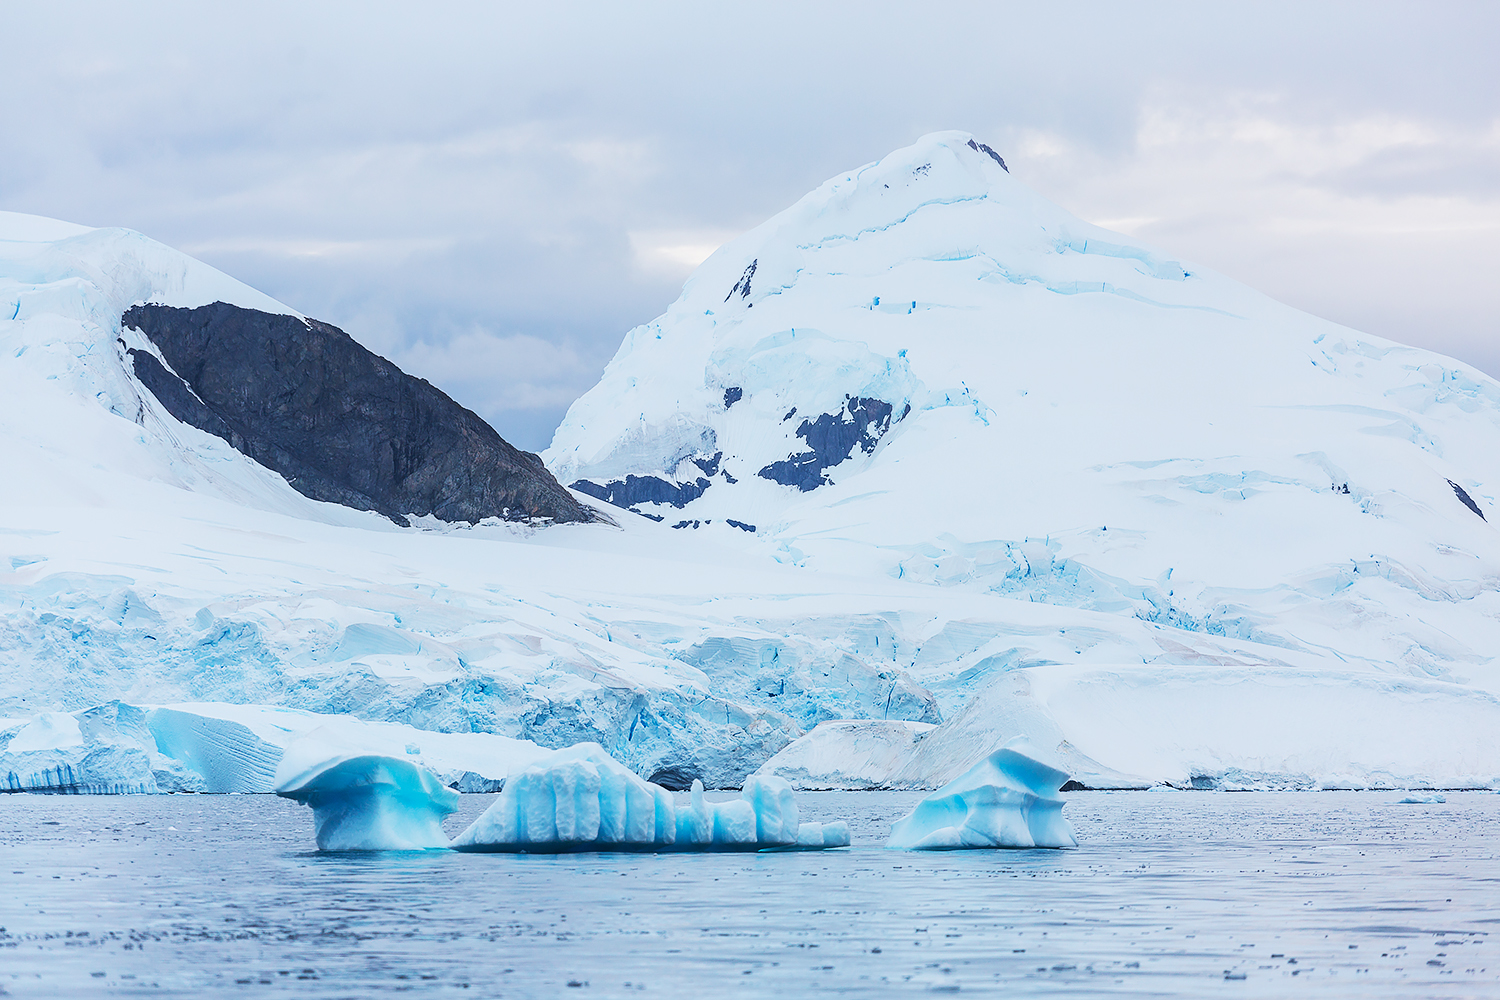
xmin=758 ymin=396 xmax=903 ymax=492
xmin=1448 ymin=479 xmax=1487 ymax=521
xmin=121 ymin=301 xmax=597 ymax=527
xmin=965 ymin=138 xmax=1008 ymax=172
xmin=573 ymin=474 xmax=712 ymax=510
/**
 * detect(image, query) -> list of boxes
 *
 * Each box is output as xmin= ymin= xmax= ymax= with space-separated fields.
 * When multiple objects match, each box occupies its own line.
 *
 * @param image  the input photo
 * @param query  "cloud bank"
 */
xmin=4 ymin=2 xmax=1496 ymax=448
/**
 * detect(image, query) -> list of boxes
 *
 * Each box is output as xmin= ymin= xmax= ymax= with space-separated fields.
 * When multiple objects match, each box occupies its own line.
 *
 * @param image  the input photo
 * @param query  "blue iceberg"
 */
xmin=450 ymin=743 xmax=848 ymax=853
xmin=276 ymin=753 xmax=460 ymax=851
xmin=886 ymin=737 xmax=1077 ymax=850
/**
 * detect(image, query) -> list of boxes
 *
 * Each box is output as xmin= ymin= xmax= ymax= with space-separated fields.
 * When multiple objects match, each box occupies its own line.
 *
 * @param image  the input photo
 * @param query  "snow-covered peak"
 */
xmin=0 ymin=211 xmax=300 ymax=323
xmin=0 ymin=212 xmax=351 ymax=521
xmin=0 ymin=210 xmax=94 ymax=242
xmin=545 ymin=130 xmax=1211 ymax=484
xmin=545 ymin=132 xmax=1500 ymax=681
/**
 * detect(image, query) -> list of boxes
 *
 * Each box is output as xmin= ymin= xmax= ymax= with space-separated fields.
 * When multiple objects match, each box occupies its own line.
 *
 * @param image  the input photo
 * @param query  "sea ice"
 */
xmin=450 ymin=743 xmax=848 ymax=852
xmin=275 ymin=750 xmax=460 ymax=851
xmin=887 ymin=737 xmax=1077 ymax=850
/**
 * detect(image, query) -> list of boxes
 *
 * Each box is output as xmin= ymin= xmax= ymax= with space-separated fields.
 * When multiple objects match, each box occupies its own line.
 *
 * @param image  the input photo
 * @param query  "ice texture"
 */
xmin=276 ymin=753 xmax=459 ymax=851
xmin=450 ymin=744 xmax=848 ymax=853
xmin=886 ymin=737 xmax=1078 ymax=850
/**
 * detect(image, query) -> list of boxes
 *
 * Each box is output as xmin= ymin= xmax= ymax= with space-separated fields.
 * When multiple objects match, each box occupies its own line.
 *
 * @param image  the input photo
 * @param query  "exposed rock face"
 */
xmin=122 ymin=302 xmax=597 ymax=526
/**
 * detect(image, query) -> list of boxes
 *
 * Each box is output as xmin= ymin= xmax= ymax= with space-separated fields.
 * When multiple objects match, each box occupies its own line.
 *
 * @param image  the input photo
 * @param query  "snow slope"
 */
xmin=6 ymin=126 xmax=1500 ymax=792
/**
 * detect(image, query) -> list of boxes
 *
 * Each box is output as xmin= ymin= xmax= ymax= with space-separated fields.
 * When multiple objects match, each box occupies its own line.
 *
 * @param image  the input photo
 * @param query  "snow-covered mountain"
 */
xmin=547 ymin=130 xmax=1500 ymax=700
xmin=5 ymin=131 xmax=1500 ymax=794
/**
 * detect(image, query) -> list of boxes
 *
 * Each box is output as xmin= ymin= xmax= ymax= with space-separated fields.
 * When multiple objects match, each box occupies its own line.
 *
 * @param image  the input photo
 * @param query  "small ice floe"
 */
xmin=450 ymin=743 xmax=849 ymax=853
xmin=276 ymin=752 xmax=459 ymax=851
xmin=887 ymin=737 xmax=1077 ymax=850
xmin=1397 ymin=793 xmax=1447 ymax=804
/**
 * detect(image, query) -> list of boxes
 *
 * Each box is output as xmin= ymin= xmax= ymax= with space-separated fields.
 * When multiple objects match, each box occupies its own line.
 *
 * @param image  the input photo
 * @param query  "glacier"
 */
xmin=886 ymin=737 xmax=1077 ymax=850
xmin=4 ymin=126 xmax=1500 ymax=795
xmin=450 ymin=743 xmax=849 ymax=853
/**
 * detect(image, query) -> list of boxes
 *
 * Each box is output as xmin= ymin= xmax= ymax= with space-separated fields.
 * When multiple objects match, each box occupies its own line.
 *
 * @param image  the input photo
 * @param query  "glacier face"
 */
xmin=5 ymin=116 xmax=1500 ymax=797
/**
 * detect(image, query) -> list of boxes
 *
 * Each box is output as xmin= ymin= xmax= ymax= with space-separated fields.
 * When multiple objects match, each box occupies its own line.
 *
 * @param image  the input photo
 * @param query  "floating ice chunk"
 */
xmin=451 ymin=744 xmax=675 ymax=852
xmin=1397 ymin=793 xmax=1446 ymax=804
xmin=0 ymin=702 xmax=201 ymax=793
xmin=795 ymin=820 xmax=852 ymax=848
xmin=887 ymin=736 xmax=1077 ymax=850
xmin=276 ymin=752 xmax=459 ymax=851
xmin=451 ymin=743 xmax=847 ymax=853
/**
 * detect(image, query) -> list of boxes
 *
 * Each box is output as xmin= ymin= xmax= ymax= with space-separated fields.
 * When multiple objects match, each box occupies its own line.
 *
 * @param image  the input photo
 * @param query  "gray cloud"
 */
xmin=4 ymin=1 xmax=1496 ymax=449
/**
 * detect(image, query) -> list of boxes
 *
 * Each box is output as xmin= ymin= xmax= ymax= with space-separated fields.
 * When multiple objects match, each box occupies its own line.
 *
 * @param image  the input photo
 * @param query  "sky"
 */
xmin=4 ymin=2 xmax=1497 ymax=450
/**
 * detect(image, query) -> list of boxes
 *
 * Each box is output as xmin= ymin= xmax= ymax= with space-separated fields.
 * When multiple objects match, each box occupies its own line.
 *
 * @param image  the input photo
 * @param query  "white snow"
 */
xmin=276 ymin=752 xmax=460 ymax=851
xmin=756 ymin=719 xmax=936 ymax=789
xmin=5 ymin=134 xmax=1500 ymax=795
xmin=886 ymin=737 xmax=1077 ymax=850
xmin=4 ymin=711 xmax=83 ymax=753
xmin=450 ymin=743 xmax=847 ymax=852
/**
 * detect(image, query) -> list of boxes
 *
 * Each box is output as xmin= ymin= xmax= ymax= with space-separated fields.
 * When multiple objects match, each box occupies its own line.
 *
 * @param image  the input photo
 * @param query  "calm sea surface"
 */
xmin=1 ymin=790 xmax=1497 ymax=998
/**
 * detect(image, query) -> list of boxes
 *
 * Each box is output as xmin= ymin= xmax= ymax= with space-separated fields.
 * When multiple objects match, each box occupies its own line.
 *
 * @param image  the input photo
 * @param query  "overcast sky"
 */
xmin=5 ymin=2 xmax=1497 ymax=450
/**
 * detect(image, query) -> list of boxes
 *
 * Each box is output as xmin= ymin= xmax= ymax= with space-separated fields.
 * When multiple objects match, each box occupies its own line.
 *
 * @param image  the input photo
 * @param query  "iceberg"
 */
xmin=887 ymin=737 xmax=1077 ymax=850
xmin=276 ymin=750 xmax=460 ymax=851
xmin=450 ymin=743 xmax=849 ymax=853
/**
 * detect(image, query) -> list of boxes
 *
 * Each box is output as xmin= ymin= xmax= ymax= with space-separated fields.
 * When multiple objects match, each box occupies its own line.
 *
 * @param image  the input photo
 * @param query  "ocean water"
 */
xmin=1 ymin=790 xmax=1496 ymax=998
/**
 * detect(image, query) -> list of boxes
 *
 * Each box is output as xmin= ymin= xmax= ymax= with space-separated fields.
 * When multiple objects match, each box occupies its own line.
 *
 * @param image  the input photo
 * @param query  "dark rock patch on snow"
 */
xmin=1448 ymin=479 xmax=1486 ymax=520
xmin=758 ymin=396 xmax=899 ymax=492
xmin=122 ymin=301 xmax=596 ymax=527
xmin=723 ymin=386 xmax=743 ymax=409
xmin=966 ymin=138 xmax=1008 ymax=172
xmin=573 ymin=474 xmax=712 ymax=510
xmin=725 ymin=259 xmax=756 ymax=302
xmin=693 ymin=451 xmax=723 ymax=477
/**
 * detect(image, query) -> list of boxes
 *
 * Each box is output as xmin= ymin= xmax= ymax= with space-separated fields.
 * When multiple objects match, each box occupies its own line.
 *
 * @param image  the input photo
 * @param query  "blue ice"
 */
xmin=887 ymin=737 xmax=1077 ymax=849
xmin=277 ymin=755 xmax=459 ymax=851
xmin=450 ymin=743 xmax=849 ymax=853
